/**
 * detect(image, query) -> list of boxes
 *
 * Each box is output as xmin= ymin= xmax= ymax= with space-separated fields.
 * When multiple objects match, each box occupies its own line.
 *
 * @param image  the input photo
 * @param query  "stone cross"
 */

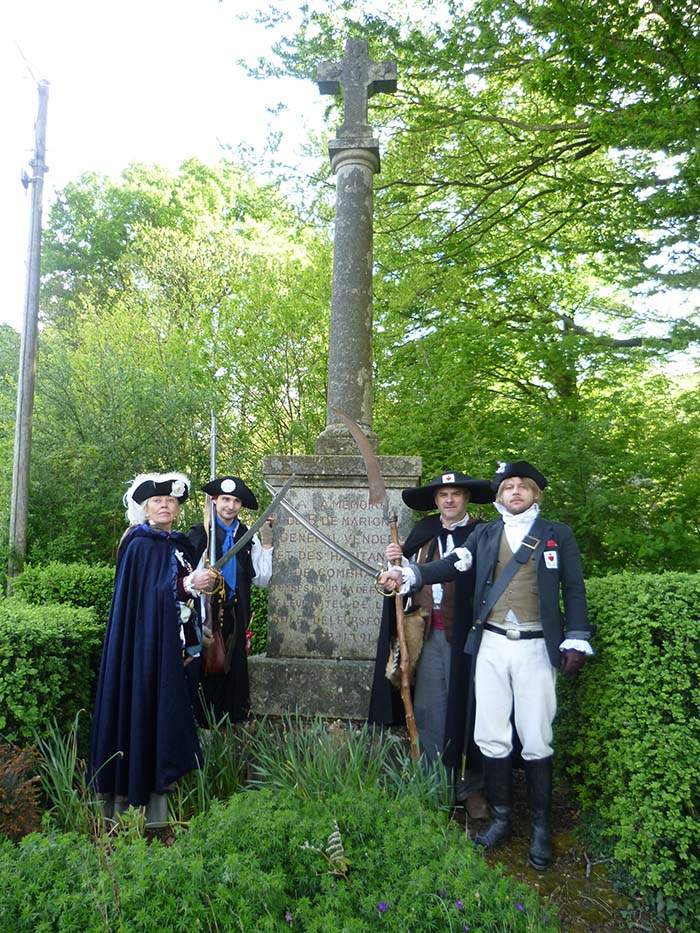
xmin=314 ymin=38 xmax=397 ymax=454
xmin=318 ymin=37 xmax=397 ymax=138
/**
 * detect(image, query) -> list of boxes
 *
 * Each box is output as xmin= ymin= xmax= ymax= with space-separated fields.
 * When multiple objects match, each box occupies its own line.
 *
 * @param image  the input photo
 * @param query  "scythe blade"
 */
xmin=331 ymin=409 xmax=387 ymax=510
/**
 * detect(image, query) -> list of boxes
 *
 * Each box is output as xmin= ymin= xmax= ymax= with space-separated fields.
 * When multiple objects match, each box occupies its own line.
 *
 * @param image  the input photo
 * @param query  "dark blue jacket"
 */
xmin=412 ymin=516 xmax=593 ymax=667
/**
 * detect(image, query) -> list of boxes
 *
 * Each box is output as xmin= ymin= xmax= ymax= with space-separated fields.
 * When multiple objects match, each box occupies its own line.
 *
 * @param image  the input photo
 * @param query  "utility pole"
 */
xmin=8 ymin=79 xmax=50 ymax=578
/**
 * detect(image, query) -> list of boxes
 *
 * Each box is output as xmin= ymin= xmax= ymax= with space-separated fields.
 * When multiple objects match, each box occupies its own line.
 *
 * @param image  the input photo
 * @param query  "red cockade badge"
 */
xmin=546 ymin=539 xmax=557 ymax=548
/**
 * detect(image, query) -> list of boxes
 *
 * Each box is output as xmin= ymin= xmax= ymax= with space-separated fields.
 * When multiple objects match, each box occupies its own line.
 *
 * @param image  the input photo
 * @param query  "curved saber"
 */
xmin=263 ymin=481 xmax=380 ymax=579
xmin=213 ymin=474 xmax=296 ymax=571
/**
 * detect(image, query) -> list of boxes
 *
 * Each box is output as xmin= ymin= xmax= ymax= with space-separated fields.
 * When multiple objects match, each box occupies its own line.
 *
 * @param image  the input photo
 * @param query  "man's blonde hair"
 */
xmin=495 ymin=476 xmax=543 ymax=505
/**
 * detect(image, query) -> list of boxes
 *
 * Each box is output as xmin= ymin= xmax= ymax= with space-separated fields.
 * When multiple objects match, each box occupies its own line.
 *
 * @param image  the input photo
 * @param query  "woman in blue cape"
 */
xmin=89 ymin=472 xmax=217 ymax=826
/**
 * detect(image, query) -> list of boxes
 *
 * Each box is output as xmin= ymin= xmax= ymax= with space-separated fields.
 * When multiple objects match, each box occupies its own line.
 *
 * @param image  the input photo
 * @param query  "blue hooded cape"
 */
xmin=89 ymin=524 xmax=202 ymax=806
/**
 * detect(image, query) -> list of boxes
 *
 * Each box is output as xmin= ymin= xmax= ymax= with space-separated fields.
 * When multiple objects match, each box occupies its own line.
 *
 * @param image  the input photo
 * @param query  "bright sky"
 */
xmin=0 ymin=0 xmax=325 ymax=331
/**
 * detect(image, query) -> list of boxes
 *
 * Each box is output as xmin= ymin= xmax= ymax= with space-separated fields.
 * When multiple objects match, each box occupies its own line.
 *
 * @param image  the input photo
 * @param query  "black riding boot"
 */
xmin=474 ymin=755 xmax=512 ymax=850
xmin=524 ymin=756 xmax=553 ymax=870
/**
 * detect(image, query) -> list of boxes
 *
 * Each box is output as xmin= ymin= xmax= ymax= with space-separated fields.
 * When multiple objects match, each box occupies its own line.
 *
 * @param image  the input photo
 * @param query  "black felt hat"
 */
xmin=491 ymin=460 xmax=548 ymax=493
xmin=201 ymin=476 xmax=258 ymax=510
xmin=402 ymin=471 xmax=495 ymax=511
xmin=131 ymin=473 xmax=190 ymax=505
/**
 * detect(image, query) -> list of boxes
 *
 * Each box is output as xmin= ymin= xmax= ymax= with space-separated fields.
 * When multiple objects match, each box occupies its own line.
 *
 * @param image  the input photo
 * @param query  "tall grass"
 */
xmin=33 ymin=709 xmax=452 ymax=835
xmin=246 ymin=712 xmax=451 ymax=810
xmin=170 ymin=700 xmax=251 ymax=822
xmin=33 ymin=710 xmax=102 ymax=835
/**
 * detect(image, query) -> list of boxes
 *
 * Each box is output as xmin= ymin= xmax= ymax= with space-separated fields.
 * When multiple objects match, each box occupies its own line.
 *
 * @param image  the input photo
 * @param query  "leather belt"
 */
xmin=483 ymin=622 xmax=544 ymax=641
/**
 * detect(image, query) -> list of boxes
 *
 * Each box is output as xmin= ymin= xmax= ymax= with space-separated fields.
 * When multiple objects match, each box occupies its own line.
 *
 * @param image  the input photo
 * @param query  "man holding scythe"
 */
xmin=368 ymin=471 xmax=494 ymax=820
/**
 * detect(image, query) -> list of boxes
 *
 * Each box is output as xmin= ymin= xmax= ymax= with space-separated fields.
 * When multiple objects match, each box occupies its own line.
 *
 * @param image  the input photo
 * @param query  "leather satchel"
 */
xmin=201 ymin=602 xmax=227 ymax=677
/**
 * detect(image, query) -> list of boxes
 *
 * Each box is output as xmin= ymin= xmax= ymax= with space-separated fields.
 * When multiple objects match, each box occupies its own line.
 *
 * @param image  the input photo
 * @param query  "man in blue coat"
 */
xmin=379 ymin=460 xmax=594 ymax=869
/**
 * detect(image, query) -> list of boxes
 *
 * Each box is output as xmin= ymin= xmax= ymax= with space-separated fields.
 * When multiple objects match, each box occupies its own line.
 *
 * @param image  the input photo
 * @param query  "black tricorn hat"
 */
xmin=491 ymin=460 xmax=548 ymax=493
xmin=131 ymin=473 xmax=189 ymax=505
xmin=402 ymin=471 xmax=495 ymax=511
xmin=201 ymin=475 xmax=258 ymax=510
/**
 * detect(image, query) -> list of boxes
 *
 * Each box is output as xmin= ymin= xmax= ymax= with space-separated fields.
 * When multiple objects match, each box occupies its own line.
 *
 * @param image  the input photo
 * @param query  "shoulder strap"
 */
xmin=475 ymin=519 xmax=545 ymax=624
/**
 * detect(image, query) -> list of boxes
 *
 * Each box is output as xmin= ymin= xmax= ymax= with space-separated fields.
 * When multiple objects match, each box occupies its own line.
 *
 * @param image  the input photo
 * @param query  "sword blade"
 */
xmin=264 ymin=481 xmax=379 ymax=579
xmin=213 ymin=473 xmax=296 ymax=571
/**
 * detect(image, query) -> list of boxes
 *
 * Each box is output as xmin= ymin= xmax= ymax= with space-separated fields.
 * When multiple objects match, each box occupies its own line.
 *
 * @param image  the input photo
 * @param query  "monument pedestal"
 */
xmin=249 ymin=453 xmax=421 ymax=719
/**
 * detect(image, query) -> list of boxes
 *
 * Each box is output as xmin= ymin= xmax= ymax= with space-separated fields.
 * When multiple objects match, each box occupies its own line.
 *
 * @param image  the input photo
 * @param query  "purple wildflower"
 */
xmin=378 ymin=902 xmax=388 ymax=913
xmin=455 ymin=899 xmax=464 ymax=909
xmin=515 ymin=902 xmax=525 ymax=912
xmin=462 ymin=926 xmax=470 ymax=932
xmin=284 ymin=911 xmax=293 ymax=924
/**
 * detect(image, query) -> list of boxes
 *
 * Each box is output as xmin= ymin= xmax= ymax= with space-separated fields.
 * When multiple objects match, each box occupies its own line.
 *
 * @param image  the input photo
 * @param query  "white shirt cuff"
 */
xmin=560 ymin=639 xmax=594 ymax=655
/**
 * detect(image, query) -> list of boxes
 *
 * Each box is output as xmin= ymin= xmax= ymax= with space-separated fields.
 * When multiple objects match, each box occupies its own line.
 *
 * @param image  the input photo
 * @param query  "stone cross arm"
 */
xmin=317 ymin=37 xmax=397 ymax=137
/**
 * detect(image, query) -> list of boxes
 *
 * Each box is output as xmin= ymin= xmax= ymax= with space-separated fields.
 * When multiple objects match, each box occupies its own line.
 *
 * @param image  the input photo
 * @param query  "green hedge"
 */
xmin=11 ymin=560 xmax=271 ymax=653
xmin=0 ymin=599 xmax=103 ymax=745
xmin=10 ymin=561 xmax=115 ymax=623
xmin=0 ymin=788 xmax=558 ymax=931
xmin=556 ymin=571 xmax=700 ymax=931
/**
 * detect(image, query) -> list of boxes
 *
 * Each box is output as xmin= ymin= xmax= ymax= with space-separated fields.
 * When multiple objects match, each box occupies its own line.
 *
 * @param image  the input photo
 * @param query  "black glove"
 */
xmin=560 ymin=648 xmax=587 ymax=674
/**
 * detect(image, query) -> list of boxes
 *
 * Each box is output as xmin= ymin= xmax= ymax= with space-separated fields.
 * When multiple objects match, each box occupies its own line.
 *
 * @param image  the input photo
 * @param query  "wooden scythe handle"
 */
xmin=389 ymin=511 xmax=420 ymax=761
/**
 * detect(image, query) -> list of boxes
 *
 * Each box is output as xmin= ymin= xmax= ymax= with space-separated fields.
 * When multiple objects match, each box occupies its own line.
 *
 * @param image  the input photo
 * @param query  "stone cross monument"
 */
xmin=254 ymin=38 xmax=421 ymax=719
xmin=315 ymin=38 xmax=397 ymax=455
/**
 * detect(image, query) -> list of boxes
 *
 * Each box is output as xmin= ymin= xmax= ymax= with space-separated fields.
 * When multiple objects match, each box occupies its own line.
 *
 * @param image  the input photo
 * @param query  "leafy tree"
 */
xmin=28 ymin=160 xmax=330 ymax=562
xmin=238 ymin=0 xmax=700 ymax=573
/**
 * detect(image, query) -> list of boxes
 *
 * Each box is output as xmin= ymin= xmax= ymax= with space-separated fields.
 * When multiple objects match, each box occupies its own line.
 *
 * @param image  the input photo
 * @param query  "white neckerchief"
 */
xmin=494 ymin=501 xmax=540 ymax=552
xmin=433 ymin=512 xmax=470 ymax=607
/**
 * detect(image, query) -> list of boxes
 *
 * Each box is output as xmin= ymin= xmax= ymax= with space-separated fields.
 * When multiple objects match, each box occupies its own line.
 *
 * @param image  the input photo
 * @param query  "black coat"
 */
xmin=415 ymin=516 xmax=594 ymax=666
xmin=188 ymin=521 xmax=256 ymax=722
xmin=367 ymin=513 xmax=481 ymax=770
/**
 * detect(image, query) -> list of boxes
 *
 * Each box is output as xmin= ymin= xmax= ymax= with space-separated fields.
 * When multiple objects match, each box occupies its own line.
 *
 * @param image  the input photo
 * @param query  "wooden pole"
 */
xmin=8 ymin=79 xmax=50 ymax=578
xmin=389 ymin=511 xmax=420 ymax=760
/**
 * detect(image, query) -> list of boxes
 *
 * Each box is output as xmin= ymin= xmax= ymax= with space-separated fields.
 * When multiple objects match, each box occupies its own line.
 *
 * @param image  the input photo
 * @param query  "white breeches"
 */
xmin=474 ymin=629 xmax=557 ymax=760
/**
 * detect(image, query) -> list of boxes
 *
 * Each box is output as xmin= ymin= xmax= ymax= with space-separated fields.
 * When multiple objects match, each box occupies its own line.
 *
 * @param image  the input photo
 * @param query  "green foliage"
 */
xmin=0 ymin=599 xmax=102 ymax=745
xmin=249 ymin=585 xmax=269 ymax=654
xmin=31 ymin=159 xmax=330 ymax=564
xmin=169 ymin=708 xmax=250 ymax=822
xmin=247 ymin=713 xmax=451 ymax=810
xmin=244 ymin=0 xmax=700 ymax=578
xmin=10 ymin=561 xmax=115 ymax=622
xmin=556 ymin=571 xmax=700 ymax=930
xmin=33 ymin=712 xmax=101 ymax=836
xmin=0 ymin=744 xmax=41 ymax=841
xmin=0 ymin=325 xmax=20 ymax=591
xmin=0 ymin=788 xmax=559 ymax=931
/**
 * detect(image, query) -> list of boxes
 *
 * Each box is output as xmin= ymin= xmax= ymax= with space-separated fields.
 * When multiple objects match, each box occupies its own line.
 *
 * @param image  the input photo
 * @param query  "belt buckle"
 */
xmin=521 ymin=535 xmax=540 ymax=551
xmin=506 ymin=628 xmax=521 ymax=641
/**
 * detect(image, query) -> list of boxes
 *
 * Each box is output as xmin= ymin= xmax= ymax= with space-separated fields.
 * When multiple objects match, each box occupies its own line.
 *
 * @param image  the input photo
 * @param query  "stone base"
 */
xmin=248 ymin=655 xmax=374 ymax=720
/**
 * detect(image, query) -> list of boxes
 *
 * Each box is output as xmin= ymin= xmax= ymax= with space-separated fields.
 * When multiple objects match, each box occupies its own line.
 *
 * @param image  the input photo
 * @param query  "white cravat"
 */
xmin=494 ymin=500 xmax=540 ymax=552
